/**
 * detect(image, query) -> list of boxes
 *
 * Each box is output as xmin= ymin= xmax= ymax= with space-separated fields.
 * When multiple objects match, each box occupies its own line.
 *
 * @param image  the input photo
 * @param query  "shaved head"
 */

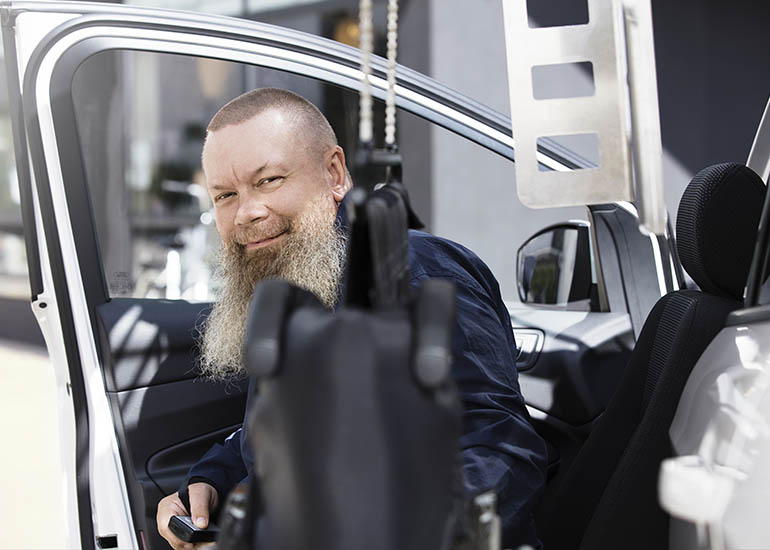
xmin=207 ymin=88 xmax=338 ymax=160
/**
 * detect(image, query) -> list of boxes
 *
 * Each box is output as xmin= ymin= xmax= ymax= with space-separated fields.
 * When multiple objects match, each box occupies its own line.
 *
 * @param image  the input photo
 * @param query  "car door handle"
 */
xmin=513 ymin=328 xmax=544 ymax=371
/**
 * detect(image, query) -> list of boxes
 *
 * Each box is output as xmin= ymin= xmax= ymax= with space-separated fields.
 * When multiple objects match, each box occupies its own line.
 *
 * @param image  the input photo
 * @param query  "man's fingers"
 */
xmin=188 ymin=482 xmax=218 ymax=529
xmin=156 ymin=483 xmax=217 ymax=550
xmin=156 ymin=492 xmax=193 ymax=550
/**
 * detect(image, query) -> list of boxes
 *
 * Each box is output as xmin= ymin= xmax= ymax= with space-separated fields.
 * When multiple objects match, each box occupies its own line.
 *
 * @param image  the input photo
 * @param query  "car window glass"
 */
xmin=72 ymin=50 xmax=366 ymax=301
xmin=71 ymin=49 xmax=586 ymax=303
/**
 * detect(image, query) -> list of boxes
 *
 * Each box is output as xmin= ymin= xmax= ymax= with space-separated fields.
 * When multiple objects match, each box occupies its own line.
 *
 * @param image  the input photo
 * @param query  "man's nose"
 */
xmin=234 ymin=195 xmax=269 ymax=226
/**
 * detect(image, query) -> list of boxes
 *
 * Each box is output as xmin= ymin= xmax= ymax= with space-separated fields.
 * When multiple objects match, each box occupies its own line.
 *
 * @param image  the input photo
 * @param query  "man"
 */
xmin=157 ymin=88 xmax=547 ymax=549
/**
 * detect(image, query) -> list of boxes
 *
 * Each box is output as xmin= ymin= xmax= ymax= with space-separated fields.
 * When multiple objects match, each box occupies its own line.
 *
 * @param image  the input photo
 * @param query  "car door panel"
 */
xmin=145 ymin=424 xmax=242 ymax=494
xmin=590 ymin=203 xmax=678 ymax=336
xmin=95 ymin=298 xmax=214 ymax=391
xmin=112 ymin=381 xmax=246 ymax=495
xmin=95 ymin=297 xmax=247 ymax=547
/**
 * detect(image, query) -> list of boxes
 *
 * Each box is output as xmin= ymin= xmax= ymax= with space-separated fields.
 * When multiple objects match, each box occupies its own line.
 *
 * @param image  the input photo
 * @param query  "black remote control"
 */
xmin=168 ymin=515 xmax=219 ymax=543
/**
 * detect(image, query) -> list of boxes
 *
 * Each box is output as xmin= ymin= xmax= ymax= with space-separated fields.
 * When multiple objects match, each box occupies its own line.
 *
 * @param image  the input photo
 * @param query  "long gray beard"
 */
xmin=197 ymin=205 xmax=347 ymax=381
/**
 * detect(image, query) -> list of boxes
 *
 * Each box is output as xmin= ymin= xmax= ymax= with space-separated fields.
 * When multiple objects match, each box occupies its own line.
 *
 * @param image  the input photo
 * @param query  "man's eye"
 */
xmin=258 ymin=176 xmax=284 ymax=187
xmin=215 ymin=192 xmax=234 ymax=202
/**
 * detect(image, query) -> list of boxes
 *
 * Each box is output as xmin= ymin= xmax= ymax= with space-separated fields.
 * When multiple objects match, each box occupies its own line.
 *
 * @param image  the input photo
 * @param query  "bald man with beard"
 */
xmin=156 ymin=88 xmax=547 ymax=550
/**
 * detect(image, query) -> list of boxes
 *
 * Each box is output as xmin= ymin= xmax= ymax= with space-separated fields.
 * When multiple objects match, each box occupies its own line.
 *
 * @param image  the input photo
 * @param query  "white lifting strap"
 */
xmin=358 ymin=0 xmax=399 ymax=147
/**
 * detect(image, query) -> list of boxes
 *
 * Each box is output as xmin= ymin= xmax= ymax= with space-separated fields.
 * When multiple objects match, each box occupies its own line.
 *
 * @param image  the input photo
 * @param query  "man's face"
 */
xmin=197 ymin=108 xmax=351 ymax=380
xmin=202 ymin=108 xmax=349 ymax=249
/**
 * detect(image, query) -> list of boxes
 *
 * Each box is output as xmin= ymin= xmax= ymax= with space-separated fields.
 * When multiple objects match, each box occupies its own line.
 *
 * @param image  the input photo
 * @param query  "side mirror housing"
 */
xmin=517 ymin=223 xmax=595 ymax=310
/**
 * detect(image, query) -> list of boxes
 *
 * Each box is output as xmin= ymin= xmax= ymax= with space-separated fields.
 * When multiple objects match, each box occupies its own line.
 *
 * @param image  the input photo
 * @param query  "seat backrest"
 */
xmin=541 ymin=163 xmax=766 ymax=550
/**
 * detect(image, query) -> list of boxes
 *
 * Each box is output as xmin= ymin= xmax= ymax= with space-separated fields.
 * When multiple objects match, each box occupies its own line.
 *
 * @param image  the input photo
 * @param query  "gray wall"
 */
xmin=653 ymin=0 xmax=770 ymax=222
xmin=427 ymin=0 xmax=586 ymax=300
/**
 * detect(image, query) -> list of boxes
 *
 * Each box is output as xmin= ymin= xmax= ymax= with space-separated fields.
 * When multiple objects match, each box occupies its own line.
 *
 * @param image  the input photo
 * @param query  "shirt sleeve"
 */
xmin=178 ymin=427 xmax=249 ymax=511
xmin=450 ymin=275 xmax=547 ymax=549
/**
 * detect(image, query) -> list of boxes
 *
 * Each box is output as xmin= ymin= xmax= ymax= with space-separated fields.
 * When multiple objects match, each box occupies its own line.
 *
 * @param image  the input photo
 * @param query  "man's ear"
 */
xmin=326 ymin=146 xmax=351 ymax=203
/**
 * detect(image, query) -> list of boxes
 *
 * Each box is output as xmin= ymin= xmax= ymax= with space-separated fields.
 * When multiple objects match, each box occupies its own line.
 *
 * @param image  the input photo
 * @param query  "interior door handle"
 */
xmin=513 ymin=328 xmax=544 ymax=371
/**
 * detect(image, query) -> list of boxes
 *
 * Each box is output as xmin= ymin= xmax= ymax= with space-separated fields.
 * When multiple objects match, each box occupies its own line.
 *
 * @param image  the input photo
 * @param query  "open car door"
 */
xmin=2 ymin=2 xmax=681 ymax=548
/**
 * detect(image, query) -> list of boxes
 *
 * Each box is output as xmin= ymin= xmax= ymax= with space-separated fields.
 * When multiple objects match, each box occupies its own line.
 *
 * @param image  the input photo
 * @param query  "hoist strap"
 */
xmin=358 ymin=0 xmax=399 ymax=147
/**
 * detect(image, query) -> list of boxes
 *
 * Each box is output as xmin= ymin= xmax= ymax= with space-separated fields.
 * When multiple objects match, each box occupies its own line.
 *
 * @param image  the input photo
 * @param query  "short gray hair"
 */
xmin=207 ymin=88 xmax=338 ymax=159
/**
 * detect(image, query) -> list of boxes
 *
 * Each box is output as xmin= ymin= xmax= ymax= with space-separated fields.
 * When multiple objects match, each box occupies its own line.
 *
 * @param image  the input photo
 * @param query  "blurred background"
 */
xmin=0 ymin=0 xmax=768 ymax=546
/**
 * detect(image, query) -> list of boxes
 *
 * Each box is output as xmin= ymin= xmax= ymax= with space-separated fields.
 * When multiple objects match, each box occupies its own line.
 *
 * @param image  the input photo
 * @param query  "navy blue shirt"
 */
xmin=182 ymin=208 xmax=547 ymax=548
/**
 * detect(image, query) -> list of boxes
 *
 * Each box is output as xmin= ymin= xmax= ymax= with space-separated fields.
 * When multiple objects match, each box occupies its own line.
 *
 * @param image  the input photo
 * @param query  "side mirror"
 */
xmin=517 ymin=223 xmax=595 ymax=309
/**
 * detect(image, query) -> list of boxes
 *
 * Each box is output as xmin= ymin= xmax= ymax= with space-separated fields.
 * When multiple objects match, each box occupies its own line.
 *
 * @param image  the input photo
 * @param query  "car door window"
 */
xmin=72 ymin=51 xmax=326 ymax=300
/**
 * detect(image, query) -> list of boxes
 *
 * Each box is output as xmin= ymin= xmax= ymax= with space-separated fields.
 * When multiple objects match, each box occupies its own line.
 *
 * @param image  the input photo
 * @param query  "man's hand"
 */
xmin=156 ymin=482 xmax=219 ymax=550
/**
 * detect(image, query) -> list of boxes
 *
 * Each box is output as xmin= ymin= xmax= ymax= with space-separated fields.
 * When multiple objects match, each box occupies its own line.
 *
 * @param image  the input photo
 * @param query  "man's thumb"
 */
xmin=188 ymin=485 xmax=211 ymax=529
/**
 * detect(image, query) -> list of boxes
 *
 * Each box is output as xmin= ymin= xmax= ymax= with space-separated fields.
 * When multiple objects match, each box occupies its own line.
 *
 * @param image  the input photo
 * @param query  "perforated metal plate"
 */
xmin=503 ymin=0 xmax=666 ymax=235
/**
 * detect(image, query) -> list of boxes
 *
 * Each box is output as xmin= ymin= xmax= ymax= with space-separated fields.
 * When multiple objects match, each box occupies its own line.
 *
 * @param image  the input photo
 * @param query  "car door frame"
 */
xmin=2 ymin=2 xmax=673 ymax=548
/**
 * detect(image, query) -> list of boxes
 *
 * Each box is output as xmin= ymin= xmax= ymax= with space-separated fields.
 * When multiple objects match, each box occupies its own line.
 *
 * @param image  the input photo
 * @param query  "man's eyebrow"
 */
xmin=208 ymin=182 xmax=232 ymax=191
xmin=250 ymin=162 xmax=289 ymax=178
xmin=208 ymin=162 xmax=277 ymax=190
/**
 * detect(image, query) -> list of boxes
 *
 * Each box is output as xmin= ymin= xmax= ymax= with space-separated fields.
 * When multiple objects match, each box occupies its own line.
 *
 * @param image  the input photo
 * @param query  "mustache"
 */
xmin=229 ymin=218 xmax=292 ymax=247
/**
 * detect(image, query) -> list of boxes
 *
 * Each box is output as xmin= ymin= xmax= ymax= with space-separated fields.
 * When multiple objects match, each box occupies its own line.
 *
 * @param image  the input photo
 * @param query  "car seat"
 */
xmin=540 ymin=163 xmax=767 ymax=550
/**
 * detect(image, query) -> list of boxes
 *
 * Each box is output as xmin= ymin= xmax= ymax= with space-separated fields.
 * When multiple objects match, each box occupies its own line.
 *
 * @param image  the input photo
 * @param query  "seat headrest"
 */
xmin=676 ymin=163 xmax=766 ymax=300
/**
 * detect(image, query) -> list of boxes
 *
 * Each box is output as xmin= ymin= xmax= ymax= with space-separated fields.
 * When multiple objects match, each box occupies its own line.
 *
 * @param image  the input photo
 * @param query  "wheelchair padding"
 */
xmin=676 ymin=162 xmax=766 ymax=299
xmin=246 ymin=281 xmax=463 ymax=550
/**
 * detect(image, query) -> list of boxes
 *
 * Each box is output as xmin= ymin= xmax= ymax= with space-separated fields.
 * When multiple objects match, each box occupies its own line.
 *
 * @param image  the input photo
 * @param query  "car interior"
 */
xmin=537 ymin=162 xmax=767 ymax=549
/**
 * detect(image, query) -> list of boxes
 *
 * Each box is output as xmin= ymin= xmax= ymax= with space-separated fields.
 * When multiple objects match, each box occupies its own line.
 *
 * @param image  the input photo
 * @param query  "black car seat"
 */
xmin=540 ymin=163 xmax=767 ymax=550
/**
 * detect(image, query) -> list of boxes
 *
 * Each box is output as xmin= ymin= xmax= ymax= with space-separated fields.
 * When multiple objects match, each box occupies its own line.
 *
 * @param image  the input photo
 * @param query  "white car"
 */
xmin=2 ymin=1 xmax=768 ymax=549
